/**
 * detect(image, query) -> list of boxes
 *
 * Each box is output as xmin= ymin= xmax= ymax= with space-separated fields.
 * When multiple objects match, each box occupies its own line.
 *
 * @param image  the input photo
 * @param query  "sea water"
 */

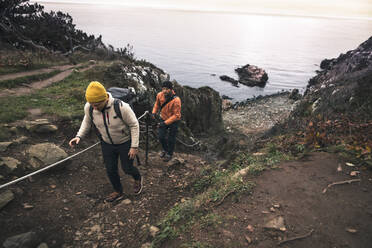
xmin=42 ymin=2 xmax=372 ymax=101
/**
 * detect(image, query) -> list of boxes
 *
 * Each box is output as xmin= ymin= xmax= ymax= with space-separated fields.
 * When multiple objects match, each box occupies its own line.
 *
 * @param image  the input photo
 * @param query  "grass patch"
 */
xmin=0 ymin=70 xmax=61 ymax=89
xmin=0 ymin=70 xmax=90 ymax=124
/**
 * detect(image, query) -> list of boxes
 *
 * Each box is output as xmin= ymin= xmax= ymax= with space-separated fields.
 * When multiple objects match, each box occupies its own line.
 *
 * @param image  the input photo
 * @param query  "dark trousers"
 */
xmin=101 ymin=140 xmax=141 ymax=193
xmin=158 ymin=121 xmax=179 ymax=156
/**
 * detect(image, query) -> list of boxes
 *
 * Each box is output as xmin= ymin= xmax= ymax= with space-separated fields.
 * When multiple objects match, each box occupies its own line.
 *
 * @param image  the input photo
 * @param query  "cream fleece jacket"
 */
xmin=76 ymin=93 xmax=139 ymax=147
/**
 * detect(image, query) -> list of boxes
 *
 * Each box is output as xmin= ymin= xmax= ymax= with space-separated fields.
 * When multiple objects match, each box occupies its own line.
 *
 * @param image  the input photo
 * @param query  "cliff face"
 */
xmin=301 ymin=36 xmax=372 ymax=121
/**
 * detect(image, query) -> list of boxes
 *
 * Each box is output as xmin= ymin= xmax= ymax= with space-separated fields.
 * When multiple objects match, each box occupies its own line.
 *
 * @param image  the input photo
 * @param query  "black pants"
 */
xmin=158 ymin=121 xmax=179 ymax=156
xmin=101 ymin=140 xmax=141 ymax=193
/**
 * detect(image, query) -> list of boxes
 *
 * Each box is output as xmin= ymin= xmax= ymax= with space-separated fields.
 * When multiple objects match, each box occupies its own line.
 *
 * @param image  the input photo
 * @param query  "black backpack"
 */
xmin=89 ymin=87 xmax=136 ymax=122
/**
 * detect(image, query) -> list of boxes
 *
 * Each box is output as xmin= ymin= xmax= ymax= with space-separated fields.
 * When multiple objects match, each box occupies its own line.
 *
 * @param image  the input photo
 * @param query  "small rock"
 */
xmin=246 ymin=224 xmax=254 ymax=232
xmin=141 ymin=243 xmax=151 ymax=248
xmin=112 ymin=240 xmax=119 ymax=247
xmin=273 ymin=204 xmax=280 ymax=209
xmin=0 ymin=157 xmax=21 ymax=171
xmin=0 ymin=142 xmax=12 ymax=152
xmin=253 ymin=152 xmax=265 ymax=156
xmin=13 ymin=136 xmax=28 ymax=145
xmin=37 ymin=243 xmax=48 ymax=248
xmin=23 ymin=203 xmax=34 ymax=209
xmin=3 ymin=232 xmax=39 ymax=248
xmin=350 ymin=171 xmax=360 ymax=177
xmin=222 ymin=229 xmax=235 ymax=239
xmin=149 ymin=226 xmax=160 ymax=237
xmin=345 ymin=162 xmax=355 ymax=167
xmin=346 ymin=228 xmax=357 ymax=233
xmin=121 ymin=199 xmax=132 ymax=205
xmin=90 ymin=225 xmax=101 ymax=233
xmin=0 ymin=190 xmax=14 ymax=210
xmin=270 ymin=207 xmax=275 ymax=212
xmin=264 ymin=216 xmax=286 ymax=232
xmin=244 ymin=235 xmax=252 ymax=244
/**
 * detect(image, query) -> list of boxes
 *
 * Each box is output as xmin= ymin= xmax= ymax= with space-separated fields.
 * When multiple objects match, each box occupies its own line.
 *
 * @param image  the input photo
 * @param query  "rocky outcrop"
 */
xmin=235 ymin=64 xmax=268 ymax=87
xmin=307 ymin=36 xmax=372 ymax=90
xmin=301 ymin=36 xmax=372 ymax=120
xmin=174 ymin=84 xmax=223 ymax=134
xmin=100 ymin=61 xmax=223 ymax=135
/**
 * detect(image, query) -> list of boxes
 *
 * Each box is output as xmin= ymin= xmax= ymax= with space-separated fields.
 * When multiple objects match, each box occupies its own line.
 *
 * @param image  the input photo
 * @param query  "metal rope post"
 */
xmin=145 ymin=112 xmax=150 ymax=165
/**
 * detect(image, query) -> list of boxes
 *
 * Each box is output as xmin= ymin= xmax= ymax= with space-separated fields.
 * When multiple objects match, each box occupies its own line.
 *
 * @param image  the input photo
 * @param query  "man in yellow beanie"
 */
xmin=69 ymin=81 xmax=143 ymax=201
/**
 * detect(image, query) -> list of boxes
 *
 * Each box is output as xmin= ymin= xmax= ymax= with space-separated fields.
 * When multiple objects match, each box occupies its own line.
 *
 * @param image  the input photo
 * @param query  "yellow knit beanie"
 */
xmin=85 ymin=81 xmax=108 ymax=103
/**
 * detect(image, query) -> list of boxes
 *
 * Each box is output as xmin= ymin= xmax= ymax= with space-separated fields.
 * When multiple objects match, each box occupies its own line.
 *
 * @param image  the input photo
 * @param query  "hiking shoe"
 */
xmin=159 ymin=151 xmax=166 ymax=158
xmin=105 ymin=191 xmax=123 ymax=202
xmin=134 ymin=177 xmax=143 ymax=195
xmin=163 ymin=154 xmax=172 ymax=162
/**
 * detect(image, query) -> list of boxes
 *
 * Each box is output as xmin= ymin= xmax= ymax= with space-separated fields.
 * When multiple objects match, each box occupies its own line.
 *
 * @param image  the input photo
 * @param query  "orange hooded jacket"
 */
xmin=152 ymin=90 xmax=181 ymax=125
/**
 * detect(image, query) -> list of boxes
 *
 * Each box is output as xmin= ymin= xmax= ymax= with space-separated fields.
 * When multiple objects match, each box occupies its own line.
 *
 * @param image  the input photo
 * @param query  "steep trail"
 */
xmin=0 ymin=63 xmax=93 ymax=98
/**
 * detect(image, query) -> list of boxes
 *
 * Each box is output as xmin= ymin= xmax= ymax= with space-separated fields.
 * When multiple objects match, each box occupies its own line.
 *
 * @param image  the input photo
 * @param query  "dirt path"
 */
xmin=0 ymin=64 xmax=78 ymax=81
xmin=0 ymin=141 xmax=210 ymax=247
xmin=202 ymin=152 xmax=372 ymax=248
xmin=0 ymin=63 xmax=93 ymax=98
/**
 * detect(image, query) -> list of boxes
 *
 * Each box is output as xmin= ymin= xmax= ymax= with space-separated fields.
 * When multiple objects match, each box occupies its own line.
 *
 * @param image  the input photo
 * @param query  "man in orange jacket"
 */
xmin=152 ymin=81 xmax=181 ymax=162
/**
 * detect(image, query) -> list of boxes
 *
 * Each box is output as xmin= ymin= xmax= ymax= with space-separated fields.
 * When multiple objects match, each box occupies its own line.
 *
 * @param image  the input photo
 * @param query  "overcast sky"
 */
xmin=35 ymin=0 xmax=372 ymax=19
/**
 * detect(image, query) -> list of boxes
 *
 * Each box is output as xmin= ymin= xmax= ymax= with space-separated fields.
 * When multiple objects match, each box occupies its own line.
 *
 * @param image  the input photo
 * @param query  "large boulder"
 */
xmin=174 ymin=84 xmax=223 ymax=134
xmin=27 ymin=143 xmax=68 ymax=169
xmin=235 ymin=64 xmax=268 ymax=87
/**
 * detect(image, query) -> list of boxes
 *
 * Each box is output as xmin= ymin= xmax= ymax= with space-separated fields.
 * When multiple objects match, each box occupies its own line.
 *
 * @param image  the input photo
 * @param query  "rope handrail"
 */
xmin=0 ymin=142 xmax=100 ymax=190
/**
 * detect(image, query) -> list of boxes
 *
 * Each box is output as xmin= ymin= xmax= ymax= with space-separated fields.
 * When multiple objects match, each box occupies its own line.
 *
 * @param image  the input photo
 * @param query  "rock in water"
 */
xmin=235 ymin=64 xmax=268 ymax=87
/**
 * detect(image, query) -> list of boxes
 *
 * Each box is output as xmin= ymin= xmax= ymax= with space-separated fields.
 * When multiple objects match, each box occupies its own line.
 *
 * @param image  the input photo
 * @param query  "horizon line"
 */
xmin=34 ymin=0 xmax=372 ymax=21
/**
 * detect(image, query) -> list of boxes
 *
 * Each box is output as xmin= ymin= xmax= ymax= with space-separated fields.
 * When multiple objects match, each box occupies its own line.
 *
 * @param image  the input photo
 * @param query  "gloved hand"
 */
xmin=159 ymin=121 xmax=166 ymax=128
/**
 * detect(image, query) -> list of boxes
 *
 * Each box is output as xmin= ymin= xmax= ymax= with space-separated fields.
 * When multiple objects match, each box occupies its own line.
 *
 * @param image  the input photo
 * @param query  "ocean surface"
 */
xmin=43 ymin=2 xmax=372 ymax=101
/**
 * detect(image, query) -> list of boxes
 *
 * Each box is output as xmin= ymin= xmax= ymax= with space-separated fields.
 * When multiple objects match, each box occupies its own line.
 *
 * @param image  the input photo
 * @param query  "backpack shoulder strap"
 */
xmin=89 ymin=105 xmax=94 ymax=122
xmin=88 ymin=104 xmax=102 ymax=140
xmin=160 ymin=95 xmax=177 ymax=111
xmin=113 ymin=99 xmax=123 ymax=120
